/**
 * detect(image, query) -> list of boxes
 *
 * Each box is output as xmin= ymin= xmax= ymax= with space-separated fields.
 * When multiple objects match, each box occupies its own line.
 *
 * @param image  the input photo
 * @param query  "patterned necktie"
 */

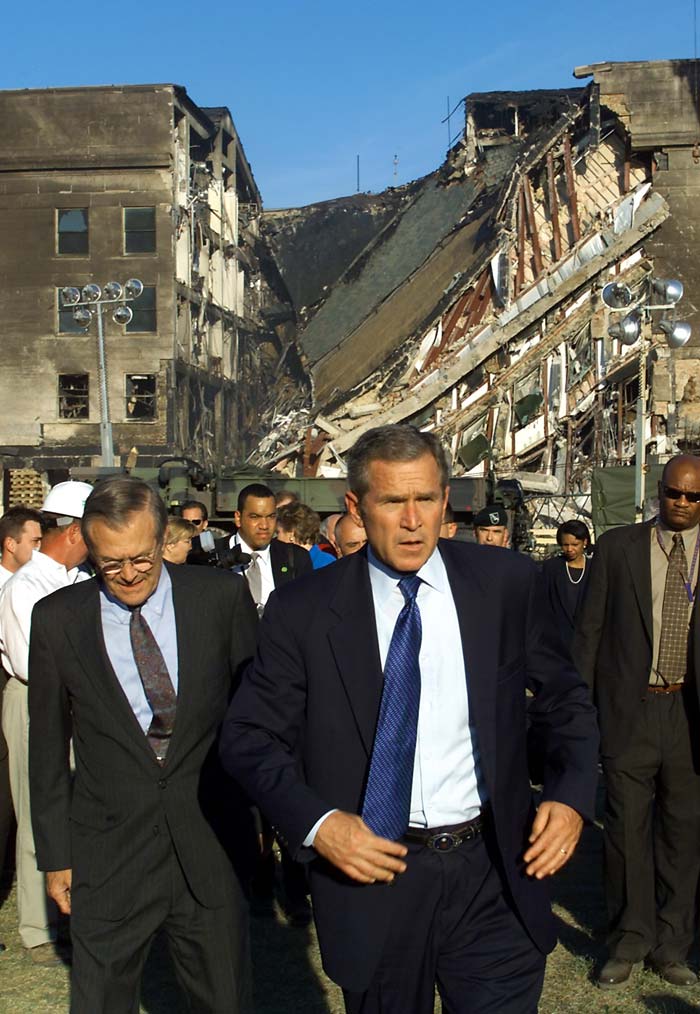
xmin=362 ymin=575 xmax=422 ymax=840
xmin=246 ymin=552 xmax=263 ymax=607
xmin=129 ymin=606 xmax=177 ymax=763
xmin=657 ymin=533 xmax=689 ymax=684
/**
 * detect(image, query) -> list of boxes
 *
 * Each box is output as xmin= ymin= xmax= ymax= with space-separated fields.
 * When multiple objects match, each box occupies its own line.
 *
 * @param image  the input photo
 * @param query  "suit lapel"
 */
xmin=327 ymin=553 xmax=383 ymax=755
xmin=623 ymin=521 xmax=654 ymax=646
xmin=64 ymin=581 xmax=157 ymax=763
xmin=164 ymin=564 xmax=196 ymax=768
xmin=439 ymin=543 xmax=498 ymax=790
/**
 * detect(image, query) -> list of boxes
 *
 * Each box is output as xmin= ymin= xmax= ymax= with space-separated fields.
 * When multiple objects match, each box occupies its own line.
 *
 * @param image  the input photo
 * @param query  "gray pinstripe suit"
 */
xmin=28 ymin=562 xmax=258 ymax=1013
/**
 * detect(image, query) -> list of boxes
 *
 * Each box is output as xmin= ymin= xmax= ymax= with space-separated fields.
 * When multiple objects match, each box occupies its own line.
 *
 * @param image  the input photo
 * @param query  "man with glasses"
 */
xmin=575 ymin=454 xmax=700 ymax=990
xmin=0 ymin=482 xmax=92 ymax=964
xmin=27 ymin=476 xmax=257 ymax=1012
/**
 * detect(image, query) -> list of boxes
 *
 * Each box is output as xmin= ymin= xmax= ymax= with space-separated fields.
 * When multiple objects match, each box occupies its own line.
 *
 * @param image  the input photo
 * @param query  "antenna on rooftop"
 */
xmin=393 ymin=154 xmax=398 ymax=179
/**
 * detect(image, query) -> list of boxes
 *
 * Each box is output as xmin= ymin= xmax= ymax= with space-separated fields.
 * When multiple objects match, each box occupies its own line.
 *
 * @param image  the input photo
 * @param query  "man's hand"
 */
xmin=46 ymin=869 xmax=72 ymax=915
xmin=523 ymin=801 xmax=583 ymax=879
xmin=313 ymin=811 xmax=408 ymax=884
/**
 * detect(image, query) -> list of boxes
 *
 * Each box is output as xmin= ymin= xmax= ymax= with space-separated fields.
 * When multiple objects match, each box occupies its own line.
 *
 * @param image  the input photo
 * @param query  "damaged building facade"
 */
xmin=260 ymin=60 xmax=700 ymax=531
xmin=0 ymin=84 xmax=307 ymax=503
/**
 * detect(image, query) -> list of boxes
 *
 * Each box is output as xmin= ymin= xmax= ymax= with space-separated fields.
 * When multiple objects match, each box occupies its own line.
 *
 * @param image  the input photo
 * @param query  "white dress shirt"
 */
xmin=368 ymin=546 xmax=485 ymax=828
xmin=99 ymin=565 xmax=179 ymax=733
xmin=305 ymin=546 xmax=485 ymax=845
xmin=230 ymin=533 xmax=276 ymax=606
xmin=0 ymin=550 xmax=89 ymax=680
xmin=0 ymin=565 xmax=13 ymax=590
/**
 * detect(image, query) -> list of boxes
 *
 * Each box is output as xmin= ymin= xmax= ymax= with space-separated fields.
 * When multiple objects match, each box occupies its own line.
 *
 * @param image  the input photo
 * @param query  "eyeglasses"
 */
xmin=188 ymin=518 xmax=204 ymax=527
xmin=99 ymin=554 xmax=158 ymax=578
xmin=659 ymin=484 xmax=700 ymax=504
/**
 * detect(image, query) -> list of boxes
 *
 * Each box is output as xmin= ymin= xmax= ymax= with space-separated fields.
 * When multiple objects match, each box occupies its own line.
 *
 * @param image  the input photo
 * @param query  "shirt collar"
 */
xmin=367 ymin=544 xmax=447 ymax=606
xmin=233 ymin=533 xmax=271 ymax=560
xmin=655 ymin=518 xmax=699 ymax=553
xmin=99 ymin=562 xmax=172 ymax=620
xmin=34 ymin=549 xmax=70 ymax=578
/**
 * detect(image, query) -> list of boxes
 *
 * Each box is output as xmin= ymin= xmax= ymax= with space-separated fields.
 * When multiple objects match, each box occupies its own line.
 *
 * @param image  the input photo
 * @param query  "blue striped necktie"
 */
xmin=362 ymin=574 xmax=422 ymax=840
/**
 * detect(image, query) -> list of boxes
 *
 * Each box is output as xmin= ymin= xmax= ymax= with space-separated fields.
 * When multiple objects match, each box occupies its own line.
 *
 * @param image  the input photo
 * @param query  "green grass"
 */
xmin=1 ymin=820 xmax=698 ymax=1012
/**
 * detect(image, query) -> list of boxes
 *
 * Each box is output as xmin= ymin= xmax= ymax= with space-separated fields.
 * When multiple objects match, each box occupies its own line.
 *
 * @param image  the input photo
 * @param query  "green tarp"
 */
xmin=591 ymin=465 xmax=664 ymax=535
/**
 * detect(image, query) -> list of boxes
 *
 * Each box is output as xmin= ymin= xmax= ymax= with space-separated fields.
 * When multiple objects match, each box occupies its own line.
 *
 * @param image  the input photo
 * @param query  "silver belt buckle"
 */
xmin=428 ymin=831 xmax=461 ymax=853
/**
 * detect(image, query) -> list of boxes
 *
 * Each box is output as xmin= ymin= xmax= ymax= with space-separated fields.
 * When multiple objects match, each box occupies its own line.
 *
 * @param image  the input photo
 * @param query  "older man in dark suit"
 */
xmin=574 ymin=454 xmax=700 ymax=990
xmin=221 ymin=424 xmax=599 ymax=1014
xmin=28 ymin=476 xmax=257 ymax=1013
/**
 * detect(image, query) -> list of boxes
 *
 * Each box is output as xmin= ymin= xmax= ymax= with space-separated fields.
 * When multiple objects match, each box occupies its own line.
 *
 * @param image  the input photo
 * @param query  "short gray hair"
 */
xmin=347 ymin=425 xmax=450 ymax=500
xmin=82 ymin=476 xmax=168 ymax=551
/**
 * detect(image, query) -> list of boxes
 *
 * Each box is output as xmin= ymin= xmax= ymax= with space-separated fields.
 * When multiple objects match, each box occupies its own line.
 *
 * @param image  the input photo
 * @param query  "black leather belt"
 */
xmin=403 ymin=814 xmax=484 ymax=853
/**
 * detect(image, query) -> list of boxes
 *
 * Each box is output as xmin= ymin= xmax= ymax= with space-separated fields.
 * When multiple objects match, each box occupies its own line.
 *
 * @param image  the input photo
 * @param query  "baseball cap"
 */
xmin=41 ymin=480 xmax=94 ymax=521
xmin=473 ymin=505 xmax=508 ymax=528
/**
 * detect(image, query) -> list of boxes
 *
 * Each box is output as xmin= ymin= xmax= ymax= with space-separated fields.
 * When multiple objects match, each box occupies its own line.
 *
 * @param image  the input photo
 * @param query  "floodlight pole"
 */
xmin=94 ymin=302 xmax=115 ymax=468
xmin=61 ymin=281 xmax=143 ymax=469
xmin=602 ymin=274 xmax=690 ymax=522
xmin=634 ymin=330 xmax=650 ymax=522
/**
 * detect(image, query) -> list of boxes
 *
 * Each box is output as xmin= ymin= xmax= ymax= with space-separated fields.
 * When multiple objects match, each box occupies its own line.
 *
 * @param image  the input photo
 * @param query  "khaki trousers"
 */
xmin=2 ymin=677 xmax=56 ymax=948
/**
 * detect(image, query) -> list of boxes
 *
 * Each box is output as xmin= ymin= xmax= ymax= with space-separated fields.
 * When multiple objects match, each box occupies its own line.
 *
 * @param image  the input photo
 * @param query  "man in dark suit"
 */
xmin=215 ymin=483 xmax=312 ymax=614
xmin=216 ymin=482 xmax=313 ymax=923
xmin=28 ymin=476 xmax=258 ymax=1013
xmin=574 ymin=454 xmax=700 ymax=990
xmin=221 ymin=424 xmax=599 ymax=1014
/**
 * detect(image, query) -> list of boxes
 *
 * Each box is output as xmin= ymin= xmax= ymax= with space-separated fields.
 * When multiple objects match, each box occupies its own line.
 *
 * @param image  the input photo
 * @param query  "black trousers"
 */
xmin=602 ymin=688 xmax=700 ymax=964
xmin=343 ymin=832 xmax=545 ymax=1014
xmin=70 ymin=838 xmax=251 ymax=1014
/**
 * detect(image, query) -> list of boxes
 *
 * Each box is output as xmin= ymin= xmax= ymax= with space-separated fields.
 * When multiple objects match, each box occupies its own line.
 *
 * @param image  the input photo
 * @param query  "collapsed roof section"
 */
xmin=253 ymin=68 xmax=699 ymax=497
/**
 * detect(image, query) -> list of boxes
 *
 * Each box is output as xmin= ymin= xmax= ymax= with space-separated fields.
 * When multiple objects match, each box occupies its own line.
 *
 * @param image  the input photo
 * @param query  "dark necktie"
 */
xmin=129 ymin=606 xmax=177 ymax=762
xmin=362 ymin=575 xmax=422 ymax=840
xmin=657 ymin=533 xmax=689 ymax=684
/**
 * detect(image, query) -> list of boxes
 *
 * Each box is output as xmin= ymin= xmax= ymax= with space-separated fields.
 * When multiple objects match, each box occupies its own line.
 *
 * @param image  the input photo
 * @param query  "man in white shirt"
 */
xmin=0 ymin=506 xmax=44 ymax=590
xmin=0 ymin=481 xmax=92 ymax=964
xmin=222 ymin=424 xmax=599 ymax=1014
xmin=0 ymin=505 xmax=45 ymax=953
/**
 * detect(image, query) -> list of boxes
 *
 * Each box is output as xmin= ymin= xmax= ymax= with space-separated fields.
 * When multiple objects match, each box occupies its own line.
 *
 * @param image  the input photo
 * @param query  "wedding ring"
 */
xmin=560 ymin=848 xmax=568 ymax=855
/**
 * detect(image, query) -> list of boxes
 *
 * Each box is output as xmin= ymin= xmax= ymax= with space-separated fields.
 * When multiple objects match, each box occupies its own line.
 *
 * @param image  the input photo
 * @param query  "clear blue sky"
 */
xmin=4 ymin=1 xmax=697 ymax=208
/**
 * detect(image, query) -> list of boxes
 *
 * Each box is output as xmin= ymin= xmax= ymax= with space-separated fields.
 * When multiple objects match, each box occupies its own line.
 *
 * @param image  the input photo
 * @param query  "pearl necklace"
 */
xmin=565 ymin=558 xmax=586 ymax=585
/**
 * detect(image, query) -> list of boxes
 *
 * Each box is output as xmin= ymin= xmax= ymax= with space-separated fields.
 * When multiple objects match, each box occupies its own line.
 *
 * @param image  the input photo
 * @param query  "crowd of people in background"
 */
xmin=0 ymin=431 xmax=698 ymax=1013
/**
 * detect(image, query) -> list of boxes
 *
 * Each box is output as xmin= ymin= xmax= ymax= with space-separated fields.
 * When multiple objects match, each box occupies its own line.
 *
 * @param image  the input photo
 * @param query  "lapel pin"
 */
xmin=281 ymin=566 xmax=289 ymax=573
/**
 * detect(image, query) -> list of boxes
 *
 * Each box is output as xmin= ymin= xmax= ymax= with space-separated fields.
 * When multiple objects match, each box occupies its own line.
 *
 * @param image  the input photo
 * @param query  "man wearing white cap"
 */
xmin=0 ymin=480 xmax=92 ymax=963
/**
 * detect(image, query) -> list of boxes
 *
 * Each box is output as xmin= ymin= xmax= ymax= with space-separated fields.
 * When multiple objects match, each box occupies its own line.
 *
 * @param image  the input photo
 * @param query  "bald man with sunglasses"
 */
xmin=574 ymin=454 xmax=700 ymax=991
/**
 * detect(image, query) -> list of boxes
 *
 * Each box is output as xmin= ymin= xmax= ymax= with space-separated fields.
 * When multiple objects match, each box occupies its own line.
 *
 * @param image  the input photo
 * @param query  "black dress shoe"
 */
xmin=650 ymin=962 xmax=697 ymax=987
xmin=597 ymin=957 xmax=635 ymax=989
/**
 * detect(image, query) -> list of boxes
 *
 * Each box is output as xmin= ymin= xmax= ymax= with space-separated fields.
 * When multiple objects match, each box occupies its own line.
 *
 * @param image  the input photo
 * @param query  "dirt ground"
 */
xmin=0 ymin=812 xmax=698 ymax=1013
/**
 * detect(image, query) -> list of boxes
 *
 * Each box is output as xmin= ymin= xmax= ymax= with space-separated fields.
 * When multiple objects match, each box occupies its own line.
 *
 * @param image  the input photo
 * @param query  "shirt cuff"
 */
xmin=303 ymin=809 xmax=338 ymax=848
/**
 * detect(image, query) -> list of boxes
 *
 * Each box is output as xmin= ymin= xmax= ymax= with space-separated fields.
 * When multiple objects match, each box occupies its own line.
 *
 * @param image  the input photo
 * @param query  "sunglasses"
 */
xmin=659 ymin=484 xmax=700 ymax=504
xmin=188 ymin=518 xmax=204 ymax=526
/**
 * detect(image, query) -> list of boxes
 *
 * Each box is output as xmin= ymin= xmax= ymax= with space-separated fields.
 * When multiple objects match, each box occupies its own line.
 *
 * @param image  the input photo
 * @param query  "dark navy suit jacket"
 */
xmin=221 ymin=539 xmax=599 ymax=991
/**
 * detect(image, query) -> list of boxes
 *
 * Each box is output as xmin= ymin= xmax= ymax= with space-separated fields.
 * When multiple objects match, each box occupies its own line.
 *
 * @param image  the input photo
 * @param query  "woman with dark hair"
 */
xmin=541 ymin=519 xmax=592 ymax=647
